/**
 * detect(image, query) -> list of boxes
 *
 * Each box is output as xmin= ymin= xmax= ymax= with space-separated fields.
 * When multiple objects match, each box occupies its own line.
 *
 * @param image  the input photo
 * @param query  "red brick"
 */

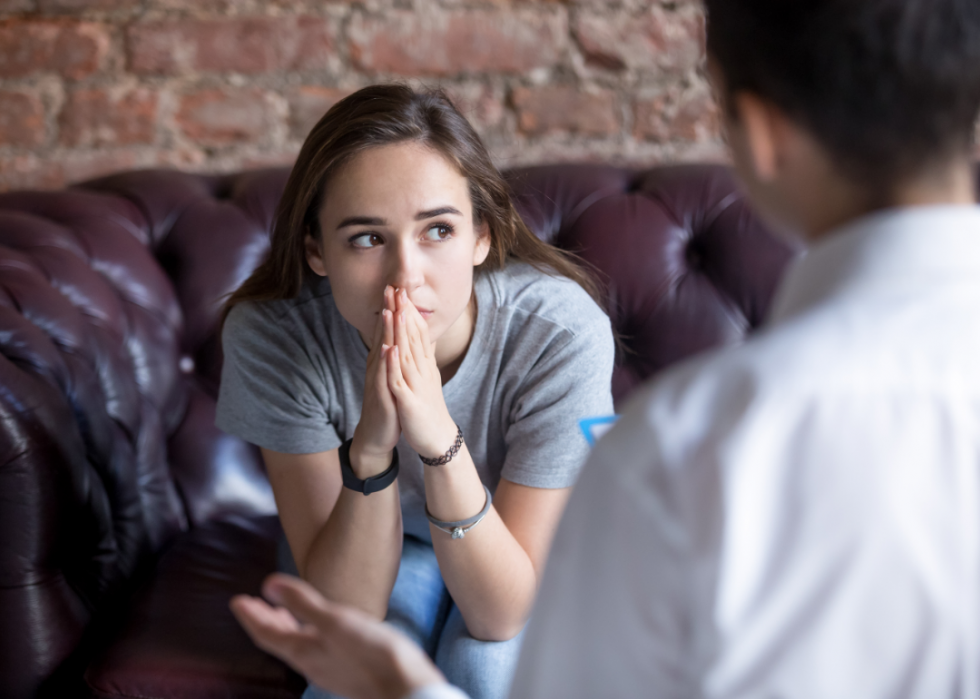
xmin=38 ymin=0 xmax=141 ymax=10
xmin=127 ymin=16 xmax=338 ymax=75
xmin=574 ymin=7 xmax=703 ymax=75
xmin=511 ymin=86 xmax=619 ymax=136
xmin=0 ymin=153 xmax=65 ymax=192
xmin=279 ymin=15 xmax=338 ymax=71
xmin=60 ymin=87 xmax=158 ymax=147
xmin=0 ymin=90 xmax=45 ymax=147
xmin=241 ymin=147 xmax=301 ymax=170
xmin=176 ymin=88 xmax=275 ymax=146
xmin=349 ymin=10 xmax=566 ymax=76
xmin=0 ymin=19 xmax=109 ymax=79
xmin=287 ymin=86 xmax=350 ymax=140
xmin=62 ymin=148 xmax=145 ymax=185
xmin=0 ymin=155 xmax=65 ymax=192
xmin=444 ymin=84 xmax=506 ymax=130
xmin=633 ymin=88 xmax=720 ymax=143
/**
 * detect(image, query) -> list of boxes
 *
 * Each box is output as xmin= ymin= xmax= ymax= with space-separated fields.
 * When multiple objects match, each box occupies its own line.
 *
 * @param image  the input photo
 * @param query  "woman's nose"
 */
xmin=387 ymin=243 xmax=424 ymax=290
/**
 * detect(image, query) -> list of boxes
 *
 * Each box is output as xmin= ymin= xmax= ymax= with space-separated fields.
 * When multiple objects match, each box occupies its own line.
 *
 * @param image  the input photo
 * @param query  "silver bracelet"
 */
xmin=425 ymin=485 xmax=492 ymax=540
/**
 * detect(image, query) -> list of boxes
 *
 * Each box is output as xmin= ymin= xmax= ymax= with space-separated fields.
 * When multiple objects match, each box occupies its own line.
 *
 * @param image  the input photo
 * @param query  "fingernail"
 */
xmin=401 ymin=289 xmax=408 ymax=301
xmin=400 ymin=312 xmax=406 ymax=324
xmin=264 ymin=583 xmax=283 ymax=605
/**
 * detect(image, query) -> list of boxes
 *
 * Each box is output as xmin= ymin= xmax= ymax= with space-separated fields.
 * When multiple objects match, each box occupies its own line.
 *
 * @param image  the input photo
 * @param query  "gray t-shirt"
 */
xmin=216 ymin=262 xmax=615 ymax=542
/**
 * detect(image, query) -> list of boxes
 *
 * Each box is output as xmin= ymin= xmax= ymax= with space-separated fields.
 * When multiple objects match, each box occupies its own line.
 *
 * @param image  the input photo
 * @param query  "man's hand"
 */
xmin=230 ymin=573 xmax=445 ymax=699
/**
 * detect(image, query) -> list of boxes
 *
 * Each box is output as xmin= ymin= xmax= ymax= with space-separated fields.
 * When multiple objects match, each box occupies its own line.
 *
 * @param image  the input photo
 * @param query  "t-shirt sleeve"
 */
xmin=500 ymin=311 xmax=616 ymax=489
xmin=215 ymin=302 xmax=341 ymax=454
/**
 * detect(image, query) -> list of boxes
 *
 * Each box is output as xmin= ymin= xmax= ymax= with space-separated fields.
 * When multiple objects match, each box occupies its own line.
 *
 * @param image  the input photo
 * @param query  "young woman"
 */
xmin=216 ymin=85 xmax=614 ymax=699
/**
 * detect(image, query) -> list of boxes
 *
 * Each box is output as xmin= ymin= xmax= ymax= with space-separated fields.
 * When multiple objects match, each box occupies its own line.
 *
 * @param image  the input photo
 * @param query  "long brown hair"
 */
xmin=223 ymin=84 xmax=602 ymax=319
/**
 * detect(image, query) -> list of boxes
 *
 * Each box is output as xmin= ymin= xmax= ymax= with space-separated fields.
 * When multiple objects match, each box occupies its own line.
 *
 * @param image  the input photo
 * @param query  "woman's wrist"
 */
xmin=414 ymin=418 xmax=463 ymax=464
xmin=349 ymin=432 xmax=397 ymax=479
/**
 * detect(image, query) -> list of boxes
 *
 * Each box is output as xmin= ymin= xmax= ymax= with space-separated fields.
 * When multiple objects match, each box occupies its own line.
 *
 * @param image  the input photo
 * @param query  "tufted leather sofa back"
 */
xmin=0 ymin=163 xmax=795 ymax=697
xmin=507 ymin=164 xmax=798 ymax=398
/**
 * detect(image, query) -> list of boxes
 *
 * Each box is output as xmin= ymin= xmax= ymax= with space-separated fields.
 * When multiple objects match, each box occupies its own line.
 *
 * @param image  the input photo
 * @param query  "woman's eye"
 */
xmin=350 ymin=233 xmax=382 ymax=248
xmin=423 ymin=224 xmax=453 ymax=242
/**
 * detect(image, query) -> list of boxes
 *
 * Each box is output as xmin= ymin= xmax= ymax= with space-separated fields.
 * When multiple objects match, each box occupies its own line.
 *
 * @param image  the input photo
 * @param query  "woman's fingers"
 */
xmin=378 ymin=344 xmax=394 ymax=407
xmin=366 ymin=311 xmax=391 ymax=394
xmin=406 ymin=312 xmax=428 ymax=364
xmin=386 ymin=344 xmax=406 ymax=397
xmin=384 ymin=306 xmax=395 ymax=349
xmin=366 ymin=303 xmax=386 ymax=369
xmin=384 ymin=286 xmax=396 ymax=345
xmin=393 ymin=308 xmax=418 ymax=381
xmin=394 ymin=288 xmax=433 ymax=369
xmin=414 ymin=305 xmax=434 ymax=360
xmin=356 ymin=290 xmax=400 ymax=455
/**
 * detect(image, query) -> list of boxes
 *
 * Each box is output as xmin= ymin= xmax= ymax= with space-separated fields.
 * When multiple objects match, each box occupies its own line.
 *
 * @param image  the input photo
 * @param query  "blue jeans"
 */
xmin=294 ymin=536 xmax=525 ymax=699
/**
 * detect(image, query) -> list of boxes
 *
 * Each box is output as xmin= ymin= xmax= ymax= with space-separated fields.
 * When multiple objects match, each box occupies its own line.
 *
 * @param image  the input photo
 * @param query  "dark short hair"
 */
xmin=705 ymin=0 xmax=980 ymax=186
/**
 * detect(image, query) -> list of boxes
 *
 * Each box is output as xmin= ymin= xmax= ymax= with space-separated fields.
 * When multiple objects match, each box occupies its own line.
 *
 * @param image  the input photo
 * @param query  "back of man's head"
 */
xmin=705 ymin=0 xmax=980 ymax=188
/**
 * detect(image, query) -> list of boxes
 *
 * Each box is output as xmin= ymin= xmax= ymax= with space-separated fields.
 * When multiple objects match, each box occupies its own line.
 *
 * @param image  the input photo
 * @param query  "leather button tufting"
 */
xmin=179 ymin=356 xmax=195 ymax=374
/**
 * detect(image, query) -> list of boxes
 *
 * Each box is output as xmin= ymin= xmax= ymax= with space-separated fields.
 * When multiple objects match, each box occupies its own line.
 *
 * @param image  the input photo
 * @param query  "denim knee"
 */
xmin=434 ymin=605 xmax=526 ymax=699
xmin=302 ymin=536 xmax=451 ymax=699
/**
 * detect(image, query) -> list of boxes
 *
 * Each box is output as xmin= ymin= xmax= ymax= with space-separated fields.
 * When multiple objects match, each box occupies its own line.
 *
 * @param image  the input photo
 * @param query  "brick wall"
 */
xmin=0 ymin=0 xmax=722 ymax=192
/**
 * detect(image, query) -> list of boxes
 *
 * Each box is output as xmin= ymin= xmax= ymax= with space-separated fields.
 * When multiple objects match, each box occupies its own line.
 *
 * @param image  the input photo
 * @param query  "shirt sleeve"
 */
xmin=508 ymin=380 xmax=714 ymax=698
xmin=500 ymin=316 xmax=616 ymax=489
xmin=215 ymin=302 xmax=341 ymax=454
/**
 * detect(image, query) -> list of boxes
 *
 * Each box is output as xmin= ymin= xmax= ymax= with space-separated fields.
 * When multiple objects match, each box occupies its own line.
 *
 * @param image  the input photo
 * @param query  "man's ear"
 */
xmin=304 ymin=234 xmax=327 ymax=277
xmin=473 ymin=221 xmax=491 ymax=266
xmin=732 ymin=92 xmax=788 ymax=183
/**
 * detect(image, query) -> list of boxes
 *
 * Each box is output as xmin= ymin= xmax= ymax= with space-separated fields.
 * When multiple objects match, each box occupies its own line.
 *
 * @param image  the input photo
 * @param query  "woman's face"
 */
xmin=306 ymin=141 xmax=491 ymax=354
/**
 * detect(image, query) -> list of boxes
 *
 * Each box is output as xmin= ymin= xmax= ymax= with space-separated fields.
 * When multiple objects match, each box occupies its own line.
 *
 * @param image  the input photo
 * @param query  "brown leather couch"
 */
xmin=0 ymin=163 xmax=797 ymax=698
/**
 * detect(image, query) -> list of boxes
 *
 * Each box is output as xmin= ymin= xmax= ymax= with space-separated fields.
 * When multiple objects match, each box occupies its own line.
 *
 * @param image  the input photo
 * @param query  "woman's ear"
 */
xmin=305 ymin=234 xmax=327 ymax=277
xmin=473 ymin=221 xmax=491 ymax=266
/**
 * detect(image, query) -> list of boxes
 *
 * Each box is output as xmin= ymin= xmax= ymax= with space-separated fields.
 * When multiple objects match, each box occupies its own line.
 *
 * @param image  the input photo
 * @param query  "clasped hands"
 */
xmin=351 ymin=285 xmax=458 ymax=477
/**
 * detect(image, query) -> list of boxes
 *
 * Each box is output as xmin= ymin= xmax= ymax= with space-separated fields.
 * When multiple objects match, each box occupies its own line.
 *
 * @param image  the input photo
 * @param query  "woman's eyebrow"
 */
xmin=337 ymin=216 xmax=386 ymax=229
xmin=416 ymin=206 xmax=462 ymax=220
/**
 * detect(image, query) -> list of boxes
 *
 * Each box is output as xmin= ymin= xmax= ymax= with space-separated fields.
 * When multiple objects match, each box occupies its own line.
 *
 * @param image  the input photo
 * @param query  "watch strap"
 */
xmin=338 ymin=438 xmax=399 ymax=495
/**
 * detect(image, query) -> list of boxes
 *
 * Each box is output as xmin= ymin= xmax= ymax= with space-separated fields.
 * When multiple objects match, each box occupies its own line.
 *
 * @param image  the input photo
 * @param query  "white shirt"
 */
xmin=505 ymin=206 xmax=980 ymax=698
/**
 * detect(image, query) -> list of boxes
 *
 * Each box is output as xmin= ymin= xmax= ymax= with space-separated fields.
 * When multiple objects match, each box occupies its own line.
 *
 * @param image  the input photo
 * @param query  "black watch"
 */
xmin=338 ymin=438 xmax=399 ymax=495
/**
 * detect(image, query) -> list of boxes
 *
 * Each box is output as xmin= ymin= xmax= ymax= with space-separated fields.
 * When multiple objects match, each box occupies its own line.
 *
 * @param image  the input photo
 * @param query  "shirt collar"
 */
xmin=768 ymin=205 xmax=980 ymax=325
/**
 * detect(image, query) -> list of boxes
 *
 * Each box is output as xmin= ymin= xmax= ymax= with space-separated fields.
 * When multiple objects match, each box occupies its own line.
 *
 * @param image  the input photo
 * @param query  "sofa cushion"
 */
xmin=84 ymin=515 xmax=305 ymax=699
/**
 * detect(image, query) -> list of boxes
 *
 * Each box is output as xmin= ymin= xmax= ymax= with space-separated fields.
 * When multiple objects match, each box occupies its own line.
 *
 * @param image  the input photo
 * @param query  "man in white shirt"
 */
xmin=230 ymin=0 xmax=980 ymax=697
